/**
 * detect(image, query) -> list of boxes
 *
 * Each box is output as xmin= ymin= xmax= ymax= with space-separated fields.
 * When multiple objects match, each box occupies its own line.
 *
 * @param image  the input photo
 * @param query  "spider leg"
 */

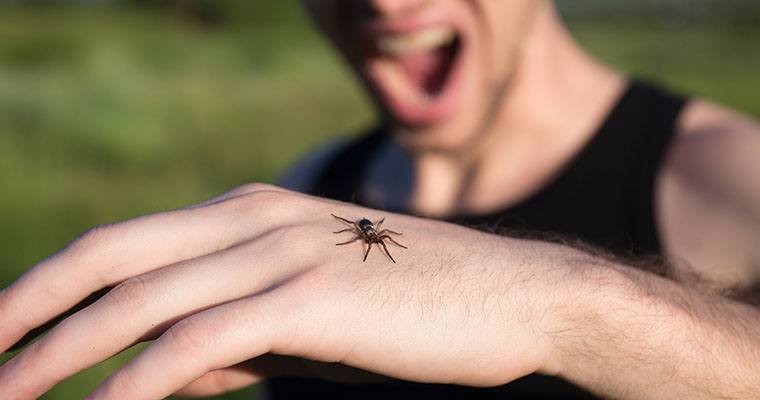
xmin=331 ymin=214 xmax=356 ymax=226
xmin=333 ymin=228 xmax=354 ymax=234
xmin=336 ymin=236 xmax=361 ymax=246
xmin=380 ymin=235 xmax=408 ymax=249
xmin=374 ymin=218 xmax=385 ymax=230
xmin=363 ymin=242 xmax=373 ymax=262
xmin=378 ymin=240 xmax=397 ymax=263
xmin=377 ymin=229 xmax=402 ymax=236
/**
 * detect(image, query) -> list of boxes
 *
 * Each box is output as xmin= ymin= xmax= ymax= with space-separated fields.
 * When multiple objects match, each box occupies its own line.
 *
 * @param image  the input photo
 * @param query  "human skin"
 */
xmin=0 ymin=184 xmax=758 ymax=400
xmin=2 ymin=0 xmax=760 ymax=399
xmin=301 ymin=1 xmax=760 ymax=296
xmin=300 ymin=0 xmax=627 ymax=217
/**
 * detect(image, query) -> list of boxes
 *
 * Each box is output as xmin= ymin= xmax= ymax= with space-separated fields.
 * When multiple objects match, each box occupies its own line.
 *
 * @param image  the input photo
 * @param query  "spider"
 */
xmin=331 ymin=214 xmax=408 ymax=263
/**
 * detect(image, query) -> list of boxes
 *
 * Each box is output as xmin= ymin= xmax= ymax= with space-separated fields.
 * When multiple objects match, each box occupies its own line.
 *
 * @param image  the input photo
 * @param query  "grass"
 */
xmin=0 ymin=3 xmax=758 ymax=399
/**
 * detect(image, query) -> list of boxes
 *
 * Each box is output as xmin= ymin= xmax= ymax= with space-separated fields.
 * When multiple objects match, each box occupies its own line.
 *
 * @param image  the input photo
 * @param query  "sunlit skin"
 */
xmin=303 ymin=0 xmax=538 ymax=150
xmin=0 ymin=1 xmax=759 ymax=399
xmin=302 ymin=0 xmax=626 ymax=217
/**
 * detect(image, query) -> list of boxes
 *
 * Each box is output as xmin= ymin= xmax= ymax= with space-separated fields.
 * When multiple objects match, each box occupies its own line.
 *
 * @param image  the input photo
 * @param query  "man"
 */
xmin=0 ymin=1 xmax=758 ymax=399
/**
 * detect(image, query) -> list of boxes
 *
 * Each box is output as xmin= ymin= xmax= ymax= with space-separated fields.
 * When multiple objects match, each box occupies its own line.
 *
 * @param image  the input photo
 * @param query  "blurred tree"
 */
xmin=557 ymin=0 xmax=760 ymax=25
xmin=120 ymin=0 xmax=298 ymax=28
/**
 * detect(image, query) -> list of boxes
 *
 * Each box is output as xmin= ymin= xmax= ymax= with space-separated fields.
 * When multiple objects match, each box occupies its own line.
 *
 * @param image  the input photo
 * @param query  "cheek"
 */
xmin=459 ymin=0 xmax=539 ymax=122
xmin=483 ymin=1 xmax=539 ymax=72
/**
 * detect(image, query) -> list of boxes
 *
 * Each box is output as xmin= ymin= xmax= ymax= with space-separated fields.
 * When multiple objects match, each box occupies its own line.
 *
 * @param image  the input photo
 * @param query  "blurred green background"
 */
xmin=0 ymin=0 xmax=758 ymax=398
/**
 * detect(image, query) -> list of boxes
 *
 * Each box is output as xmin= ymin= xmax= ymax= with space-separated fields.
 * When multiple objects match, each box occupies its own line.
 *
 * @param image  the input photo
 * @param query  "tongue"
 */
xmin=397 ymin=44 xmax=455 ymax=96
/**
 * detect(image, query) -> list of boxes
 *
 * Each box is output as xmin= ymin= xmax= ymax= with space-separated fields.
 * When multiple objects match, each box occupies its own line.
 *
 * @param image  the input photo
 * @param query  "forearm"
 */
xmin=544 ymin=248 xmax=760 ymax=399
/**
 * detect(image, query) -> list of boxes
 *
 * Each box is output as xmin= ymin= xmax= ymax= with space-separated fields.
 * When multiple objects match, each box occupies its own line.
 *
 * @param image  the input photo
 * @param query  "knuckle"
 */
xmin=190 ymin=183 xmax=283 ymax=210
xmin=165 ymin=318 xmax=214 ymax=357
xmin=65 ymin=224 xmax=125 ymax=285
xmin=104 ymin=276 xmax=150 ymax=313
xmin=295 ymin=267 xmax=334 ymax=300
xmin=256 ymin=225 xmax=296 ymax=253
xmin=246 ymin=186 xmax=303 ymax=207
xmin=213 ymin=184 xmax=308 ymax=223
xmin=244 ymin=188 xmax=285 ymax=205
xmin=288 ymin=266 xmax=344 ymax=316
xmin=237 ymin=190 xmax=306 ymax=222
xmin=69 ymin=224 xmax=116 ymax=254
xmin=217 ymin=183 xmax=272 ymax=200
xmin=208 ymin=369 xmax=239 ymax=394
xmin=210 ymin=189 xmax=290 ymax=222
xmin=238 ymin=182 xmax=277 ymax=193
xmin=102 ymin=368 xmax=139 ymax=397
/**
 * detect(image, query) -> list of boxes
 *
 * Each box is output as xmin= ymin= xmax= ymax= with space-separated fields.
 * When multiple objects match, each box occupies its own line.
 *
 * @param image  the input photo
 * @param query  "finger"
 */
xmin=88 ymin=287 xmax=304 ymax=400
xmin=173 ymin=363 xmax=261 ymax=398
xmin=0 ymin=227 xmax=307 ymax=400
xmin=6 ymin=286 xmax=113 ymax=352
xmin=0 ymin=184 xmax=291 ymax=353
xmin=172 ymin=356 xmax=294 ymax=397
xmin=173 ymin=355 xmax=389 ymax=397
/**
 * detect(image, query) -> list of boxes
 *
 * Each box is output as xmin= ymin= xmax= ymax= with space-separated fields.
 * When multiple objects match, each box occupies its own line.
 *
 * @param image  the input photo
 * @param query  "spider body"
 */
xmin=332 ymin=214 xmax=408 ymax=263
xmin=357 ymin=218 xmax=377 ymax=236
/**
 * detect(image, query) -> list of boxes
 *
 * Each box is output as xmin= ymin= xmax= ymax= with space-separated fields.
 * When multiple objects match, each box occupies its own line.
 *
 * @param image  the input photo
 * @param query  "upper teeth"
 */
xmin=376 ymin=27 xmax=456 ymax=56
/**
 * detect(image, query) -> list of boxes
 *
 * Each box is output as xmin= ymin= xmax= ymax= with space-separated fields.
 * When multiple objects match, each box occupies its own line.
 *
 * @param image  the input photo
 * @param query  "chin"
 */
xmin=389 ymin=118 xmax=483 ymax=155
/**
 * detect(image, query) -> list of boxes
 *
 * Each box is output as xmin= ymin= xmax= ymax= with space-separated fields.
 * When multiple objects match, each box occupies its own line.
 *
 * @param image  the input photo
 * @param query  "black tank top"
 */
xmin=268 ymin=80 xmax=688 ymax=399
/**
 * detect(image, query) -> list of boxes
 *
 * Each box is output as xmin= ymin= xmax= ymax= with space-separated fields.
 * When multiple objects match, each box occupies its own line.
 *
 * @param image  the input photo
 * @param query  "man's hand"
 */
xmin=0 ymin=184 xmax=562 ymax=399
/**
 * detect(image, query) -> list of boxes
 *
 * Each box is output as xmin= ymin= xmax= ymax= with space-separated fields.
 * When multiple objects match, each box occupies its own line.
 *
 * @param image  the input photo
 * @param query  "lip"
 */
xmin=357 ymin=8 xmax=471 ymax=127
xmin=362 ymin=5 xmax=462 ymax=36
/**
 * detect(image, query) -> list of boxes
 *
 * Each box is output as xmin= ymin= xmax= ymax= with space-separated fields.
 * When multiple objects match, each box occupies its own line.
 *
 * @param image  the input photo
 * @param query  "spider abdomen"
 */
xmin=358 ymin=218 xmax=376 ymax=237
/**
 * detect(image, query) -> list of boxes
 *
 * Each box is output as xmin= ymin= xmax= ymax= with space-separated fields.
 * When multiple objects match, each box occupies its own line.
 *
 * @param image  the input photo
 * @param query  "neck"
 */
xmin=408 ymin=5 xmax=625 ymax=217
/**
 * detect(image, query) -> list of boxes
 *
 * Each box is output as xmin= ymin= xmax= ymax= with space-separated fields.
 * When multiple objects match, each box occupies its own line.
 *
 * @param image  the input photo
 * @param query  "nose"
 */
xmin=364 ymin=0 xmax=430 ymax=16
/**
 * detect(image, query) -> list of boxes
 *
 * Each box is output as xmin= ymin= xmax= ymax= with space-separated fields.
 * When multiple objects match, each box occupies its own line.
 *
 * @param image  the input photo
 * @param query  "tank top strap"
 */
xmin=603 ymin=80 xmax=688 ymax=253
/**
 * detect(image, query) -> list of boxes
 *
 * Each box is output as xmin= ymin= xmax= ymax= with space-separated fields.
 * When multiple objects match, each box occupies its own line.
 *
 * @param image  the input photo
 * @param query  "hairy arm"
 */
xmin=540 ymin=243 xmax=760 ymax=399
xmin=549 ymin=103 xmax=760 ymax=398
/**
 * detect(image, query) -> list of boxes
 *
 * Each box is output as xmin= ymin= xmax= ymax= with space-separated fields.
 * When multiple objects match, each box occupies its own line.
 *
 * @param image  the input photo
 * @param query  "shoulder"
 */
xmin=678 ymin=99 xmax=760 ymax=141
xmin=656 ymin=99 xmax=760 ymax=287
xmin=666 ymin=99 xmax=760 ymax=207
xmin=276 ymin=137 xmax=352 ymax=192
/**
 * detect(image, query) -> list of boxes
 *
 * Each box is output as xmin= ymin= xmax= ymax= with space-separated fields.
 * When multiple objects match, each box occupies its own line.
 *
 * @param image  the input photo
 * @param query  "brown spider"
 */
xmin=332 ymin=214 xmax=408 ymax=263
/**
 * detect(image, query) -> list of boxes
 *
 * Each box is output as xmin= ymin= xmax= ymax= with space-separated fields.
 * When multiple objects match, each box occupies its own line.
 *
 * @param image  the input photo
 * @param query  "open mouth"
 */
xmin=362 ymin=24 xmax=466 ymax=126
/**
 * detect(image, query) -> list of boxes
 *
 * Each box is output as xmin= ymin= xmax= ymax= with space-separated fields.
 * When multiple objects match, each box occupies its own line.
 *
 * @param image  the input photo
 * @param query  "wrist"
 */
xmin=488 ymin=237 xmax=607 ymax=377
xmin=536 ymin=250 xmax=687 ymax=388
xmin=500 ymin=239 xmax=636 ymax=377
